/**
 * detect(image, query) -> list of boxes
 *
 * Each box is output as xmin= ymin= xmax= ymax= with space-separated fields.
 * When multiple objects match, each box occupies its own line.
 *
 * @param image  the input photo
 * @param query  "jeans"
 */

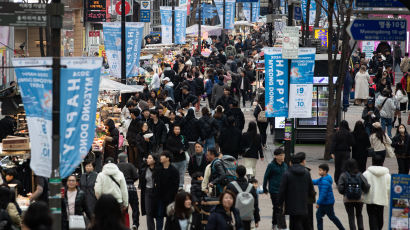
xmin=156 ymin=201 xmax=166 ymax=230
xmin=316 ymin=204 xmax=345 ymax=230
xmin=128 ymin=188 xmax=139 ymax=228
xmin=344 ymin=202 xmax=364 ymax=230
xmin=203 ymin=137 xmax=215 ymax=153
xmin=257 ymin=122 xmax=268 ymax=146
xmin=173 ymin=160 xmax=187 ymax=188
xmin=270 ymin=193 xmax=286 ymax=228
xmin=380 ymin=117 xmax=392 ymax=138
xmin=366 ymin=204 xmax=384 ymax=230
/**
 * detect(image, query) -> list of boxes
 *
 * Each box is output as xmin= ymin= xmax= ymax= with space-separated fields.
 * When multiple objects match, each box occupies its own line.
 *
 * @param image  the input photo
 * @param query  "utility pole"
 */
xmin=49 ymin=0 xmax=64 ymax=229
xmin=198 ymin=0 xmax=201 ymax=53
xmin=172 ymin=0 xmax=175 ymax=44
xmin=221 ymin=0 xmax=226 ymax=45
xmin=121 ymin=0 xmax=126 ymax=84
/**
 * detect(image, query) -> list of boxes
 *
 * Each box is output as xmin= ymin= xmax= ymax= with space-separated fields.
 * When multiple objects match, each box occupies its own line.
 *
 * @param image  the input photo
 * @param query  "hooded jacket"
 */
xmin=312 ymin=174 xmax=335 ymax=205
xmin=363 ymin=166 xmax=391 ymax=206
xmin=94 ymin=163 xmax=129 ymax=207
xmin=263 ymin=160 xmax=288 ymax=194
xmin=279 ymin=164 xmax=315 ymax=216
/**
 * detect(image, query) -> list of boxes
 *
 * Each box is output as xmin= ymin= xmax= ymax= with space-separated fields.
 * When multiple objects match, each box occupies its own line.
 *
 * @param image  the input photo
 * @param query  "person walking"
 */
xmin=187 ymin=142 xmax=208 ymax=178
xmin=279 ymin=152 xmax=315 ymax=230
xmin=166 ymin=124 xmax=189 ymax=189
xmin=393 ymin=82 xmax=408 ymax=127
xmin=361 ymin=99 xmax=380 ymax=135
xmin=392 ymin=124 xmax=410 ymax=174
xmin=205 ymin=190 xmax=244 ymax=230
xmin=88 ymin=194 xmax=129 ymax=230
xmin=126 ymin=108 xmax=142 ymax=168
xmin=399 ymin=72 xmax=410 ymax=109
xmin=104 ymin=119 xmax=120 ymax=162
xmin=312 ymin=164 xmax=345 ymax=230
xmin=218 ymin=116 xmax=242 ymax=159
xmin=263 ymin=148 xmax=288 ymax=230
xmin=135 ymin=122 xmax=154 ymax=169
xmin=369 ymin=122 xmax=392 ymax=166
xmin=180 ymin=108 xmax=201 ymax=156
xmin=330 ymin=120 xmax=355 ymax=184
xmin=254 ymin=95 xmax=268 ymax=148
xmin=80 ymin=160 xmax=98 ymax=213
xmin=241 ymin=121 xmax=264 ymax=177
xmin=363 ymin=154 xmax=391 ymax=230
xmin=117 ymin=153 xmax=140 ymax=230
xmin=225 ymin=165 xmax=260 ymax=230
xmin=351 ymin=121 xmax=371 ymax=173
xmin=140 ymin=154 xmax=160 ymax=230
xmin=399 ymin=52 xmax=410 ymax=74
xmin=376 ymin=88 xmax=396 ymax=138
xmin=198 ymin=107 xmax=219 ymax=153
xmin=22 ymin=201 xmax=53 ymax=230
xmin=149 ymin=110 xmax=168 ymax=156
xmin=165 ymin=191 xmax=201 ymax=230
xmin=207 ymin=148 xmax=227 ymax=197
xmin=337 ymin=159 xmax=370 ymax=230
xmin=354 ymin=65 xmax=370 ymax=105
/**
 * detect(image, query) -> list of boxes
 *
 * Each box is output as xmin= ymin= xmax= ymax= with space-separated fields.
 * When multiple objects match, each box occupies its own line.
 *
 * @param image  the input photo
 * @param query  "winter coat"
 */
xmin=279 ymin=164 xmax=315 ymax=216
xmin=263 ymin=160 xmax=288 ymax=194
xmin=370 ymin=133 xmax=392 ymax=152
xmin=392 ymin=133 xmax=410 ymax=158
xmin=225 ymin=107 xmax=245 ymax=131
xmin=205 ymin=79 xmax=214 ymax=95
xmin=181 ymin=92 xmax=199 ymax=106
xmin=312 ymin=174 xmax=335 ymax=205
xmin=166 ymin=133 xmax=189 ymax=162
xmin=211 ymin=83 xmax=225 ymax=106
xmin=157 ymin=165 xmax=180 ymax=207
xmin=135 ymin=131 xmax=154 ymax=158
xmin=375 ymin=95 xmax=396 ymax=119
xmin=225 ymin=178 xmax=260 ymax=223
xmin=331 ymin=130 xmax=355 ymax=153
xmin=188 ymin=153 xmax=208 ymax=177
xmin=190 ymin=179 xmax=205 ymax=204
xmin=126 ymin=118 xmax=140 ymax=146
xmin=362 ymin=106 xmax=380 ymax=128
xmin=105 ymin=119 xmax=119 ymax=159
xmin=253 ymin=103 xmax=267 ymax=123
xmin=351 ymin=131 xmax=371 ymax=169
xmin=79 ymin=171 xmax=98 ymax=213
xmin=148 ymin=119 xmax=167 ymax=147
xmin=62 ymin=189 xmax=91 ymax=230
xmin=209 ymin=159 xmax=226 ymax=186
xmin=218 ymin=125 xmax=242 ymax=159
xmin=400 ymin=57 xmax=410 ymax=72
xmin=94 ymin=163 xmax=129 ymax=207
xmin=354 ymin=71 xmax=370 ymax=99
xmin=139 ymin=165 xmax=159 ymax=216
xmin=241 ymin=132 xmax=263 ymax=159
xmin=198 ymin=116 xmax=219 ymax=140
xmin=337 ymin=172 xmax=370 ymax=202
xmin=6 ymin=202 xmax=21 ymax=228
xmin=205 ymin=205 xmax=243 ymax=230
xmin=117 ymin=162 xmax=139 ymax=185
xmin=165 ymin=202 xmax=201 ymax=230
xmin=363 ymin=166 xmax=391 ymax=206
xmin=181 ymin=109 xmax=200 ymax=142
xmin=216 ymin=96 xmax=235 ymax=113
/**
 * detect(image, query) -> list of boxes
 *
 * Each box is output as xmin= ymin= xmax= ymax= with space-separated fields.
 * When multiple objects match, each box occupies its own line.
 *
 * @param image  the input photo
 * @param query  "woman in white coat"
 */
xmin=354 ymin=65 xmax=371 ymax=105
xmin=393 ymin=82 xmax=408 ymax=127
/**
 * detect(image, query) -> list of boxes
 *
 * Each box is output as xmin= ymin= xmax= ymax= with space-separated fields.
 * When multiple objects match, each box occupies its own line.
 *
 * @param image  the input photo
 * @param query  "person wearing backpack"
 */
xmin=337 ymin=159 xmax=370 ymax=230
xmin=208 ymin=148 xmax=227 ymax=197
xmin=225 ymin=165 xmax=260 ymax=230
xmin=199 ymin=107 xmax=219 ymax=153
xmin=375 ymin=88 xmax=396 ymax=138
xmin=312 ymin=164 xmax=345 ymax=230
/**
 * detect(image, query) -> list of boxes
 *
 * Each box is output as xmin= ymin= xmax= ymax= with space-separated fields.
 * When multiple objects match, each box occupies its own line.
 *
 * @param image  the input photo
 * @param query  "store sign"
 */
xmin=264 ymin=47 xmax=288 ymax=117
xmin=59 ymin=57 xmax=102 ymax=178
xmin=314 ymin=28 xmax=328 ymax=47
xmin=174 ymin=6 xmax=187 ymax=45
xmin=88 ymin=0 xmax=106 ymax=10
xmin=389 ymin=174 xmax=410 ymax=229
xmin=289 ymin=48 xmax=316 ymax=118
xmin=140 ymin=1 xmax=150 ymax=22
xmin=160 ymin=6 xmax=172 ymax=44
xmin=87 ymin=11 xmax=106 ymax=22
xmin=283 ymin=26 xmax=299 ymax=59
xmin=102 ymin=22 xmax=144 ymax=78
xmin=89 ymin=30 xmax=100 ymax=37
xmin=87 ymin=0 xmax=106 ymax=22
xmin=12 ymin=57 xmax=103 ymax=178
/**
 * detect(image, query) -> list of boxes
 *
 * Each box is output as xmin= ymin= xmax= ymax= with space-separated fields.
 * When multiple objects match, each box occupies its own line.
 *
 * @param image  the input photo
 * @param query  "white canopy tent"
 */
xmin=99 ymin=78 xmax=144 ymax=93
xmin=186 ymin=24 xmax=223 ymax=36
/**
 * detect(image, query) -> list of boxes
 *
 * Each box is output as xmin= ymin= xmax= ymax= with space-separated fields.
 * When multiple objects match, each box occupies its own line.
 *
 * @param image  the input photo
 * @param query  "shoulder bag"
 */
xmin=257 ymin=104 xmax=267 ymax=123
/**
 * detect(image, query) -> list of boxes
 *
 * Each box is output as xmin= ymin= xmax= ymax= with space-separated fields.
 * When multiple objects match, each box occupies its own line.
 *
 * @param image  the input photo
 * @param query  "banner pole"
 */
xmin=172 ymin=0 xmax=175 ymax=44
xmin=198 ymin=0 xmax=201 ymax=54
xmin=49 ymin=0 xmax=63 ymax=229
xmin=121 ymin=0 xmax=126 ymax=84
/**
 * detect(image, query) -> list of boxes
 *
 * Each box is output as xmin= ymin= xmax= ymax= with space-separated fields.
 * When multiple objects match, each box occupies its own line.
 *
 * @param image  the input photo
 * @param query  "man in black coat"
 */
xmin=126 ymin=108 xmax=142 ymax=168
xmin=218 ymin=116 xmax=242 ymax=159
xmin=80 ymin=160 xmax=98 ymax=213
xmin=148 ymin=110 xmax=167 ymax=154
xmin=226 ymin=165 xmax=260 ymax=230
xmin=180 ymin=86 xmax=198 ymax=107
xmin=187 ymin=142 xmax=208 ymax=177
xmin=216 ymin=88 xmax=235 ymax=113
xmin=225 ymin=100 xmax=245 ymax=132
xmin=208 ymin=148 xmax=226 ymax=197
xmin=279 ymin=152 xmax=315 ymax=230
xmin=117 ymin=153 xmax=140 ymax=229
xmin=156 ymin=151 xmax=179 ymax=229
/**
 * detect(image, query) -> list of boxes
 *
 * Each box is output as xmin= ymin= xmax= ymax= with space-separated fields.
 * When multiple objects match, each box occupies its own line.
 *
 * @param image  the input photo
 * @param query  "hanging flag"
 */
xmin=174 ymin=6 xmax=187 ymax=45
xmin=160 ymin=6 xmax=173 ymax=44
xmin=251 ymin=0 xmax=259 ymax=22
xmin=214 ymin=0 xmax=235 ymax=29
xmin=13 ymin=58 xmax=53 ymax=178
xmin=243 ymin=3 xmax=251 ymax=22
xmin=214 ymin=0 xmax=224 ymax=26
xmin=288 ymin=48 xmax=316 ymax=118
xmin=102 ymin=22 xmax=144 ymax=78
xmin=264 ymin=47 xmax=288 ymax=118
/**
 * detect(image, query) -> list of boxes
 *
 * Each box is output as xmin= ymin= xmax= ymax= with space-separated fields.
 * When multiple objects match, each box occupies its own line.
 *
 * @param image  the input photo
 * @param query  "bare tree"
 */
xmin=314 ymin=0 xmax=322 ymax=27
xmin=314 ymin=0 xmax=354 ymax=159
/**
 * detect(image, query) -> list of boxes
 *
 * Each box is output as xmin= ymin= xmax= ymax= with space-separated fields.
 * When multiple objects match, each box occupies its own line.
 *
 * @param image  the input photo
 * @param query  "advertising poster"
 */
xmin=174 ymin=6 xmax=187 ymax=45
xmin=390 ymin=174 xmax=410 ymax=229
xmin=13 ymin=58 xmax=53 ymax=178
xmin=264 ymin=47 xmax=288 ymax=117
xmin=160 ymin=6 xmax=172 ymax=44
xmin=102 ymin=22 xmax=144 ymax=78
xmin=314 ymin=28 xmax=328 ymax=47
xmin=362 ymin=41 xmax=375 ymax=60
xmin=288 ymin=48 xmax=316 ymax=118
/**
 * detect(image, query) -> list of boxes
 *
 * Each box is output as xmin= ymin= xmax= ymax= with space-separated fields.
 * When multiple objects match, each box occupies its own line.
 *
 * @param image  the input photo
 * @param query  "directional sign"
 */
xmin=348 ymin=19 xmax=407 ymax=41
xmin=0 ymin=3 xmax=47 ymax=14
xmin=355 ymin=0 xmax=405 ymax=8
xmin=0 ymin=14 xmax=47 ymax=27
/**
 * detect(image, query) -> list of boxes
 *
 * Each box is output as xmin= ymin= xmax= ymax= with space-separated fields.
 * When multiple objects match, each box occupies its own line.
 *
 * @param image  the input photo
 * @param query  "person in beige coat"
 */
xmin=369 ymin=122 xmax=392 ymax=166
xmin=354 ymin=65 xmax=370 ymax=105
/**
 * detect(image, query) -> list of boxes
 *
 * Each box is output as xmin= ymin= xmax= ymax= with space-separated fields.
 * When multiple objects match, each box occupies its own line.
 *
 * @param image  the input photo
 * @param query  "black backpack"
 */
xmin=0 ymin=209 xmax=11 ymax=230
xmin=345 ymin=172 xmax=362 ymax=200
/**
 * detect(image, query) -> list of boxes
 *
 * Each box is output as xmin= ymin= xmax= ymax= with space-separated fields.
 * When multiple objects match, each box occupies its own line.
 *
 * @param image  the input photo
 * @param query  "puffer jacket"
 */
xmin=94 ymin=163 xmax=128 ymax=207
xmin=263 ymin=160 xmax=288 ymax=194
xmin=205 ymin=205 xmax=243 ymax=230
xmin=375 ymin=95 xmax=396 ymax=118
xmin=312 ymin=174 xmax=335 ymax=205
xmin=62 ymin=189 xmax=92 ymax=230
xmin=363 ymin=166 xmax=391 ymax=206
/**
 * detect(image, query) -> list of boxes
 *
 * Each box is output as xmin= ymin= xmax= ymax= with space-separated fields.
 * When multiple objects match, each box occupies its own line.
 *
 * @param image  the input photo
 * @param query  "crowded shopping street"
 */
xmin=0 ymin=0 xmax=410 ymax=229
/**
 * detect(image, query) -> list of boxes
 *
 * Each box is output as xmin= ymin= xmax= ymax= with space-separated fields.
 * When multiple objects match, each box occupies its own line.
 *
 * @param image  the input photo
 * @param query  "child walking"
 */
xmin=313 ymin=164 xmax=345 ymax=230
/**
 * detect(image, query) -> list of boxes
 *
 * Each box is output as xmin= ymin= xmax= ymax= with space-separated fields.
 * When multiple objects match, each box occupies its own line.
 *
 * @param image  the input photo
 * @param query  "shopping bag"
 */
xmin=69 ymin=215 xmax=86 ymax=230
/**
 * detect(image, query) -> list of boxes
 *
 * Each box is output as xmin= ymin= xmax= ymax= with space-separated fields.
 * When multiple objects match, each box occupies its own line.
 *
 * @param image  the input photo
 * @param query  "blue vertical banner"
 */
xmin=251 ymin=0 xmax=259 ymax=22
xmin=160 ymin=6 xmax=172 ymax=44
xmin=389 ymin=174 xmax=409 ymax=229
xmin=214 ymin=0 xmax=224 ymax=26
xmin=215 ymin=0 xmax=235 ymax=29
xmin=174 ymin=6 xmax=187 ymax=44
xmin=13 ymin=58 xmax=53 ymax=178
xmin=264 ymin=47 xmax=288 ymax=117
xmin=243 ymin=3 xmax=251 ymax=22
xmin=102 ymin=22 xmax=144 ymax=78
xmin=288 ymin=48 xmax=316 ymax=118
xmin=301 ymin=0 xmax=316 ymax=25
xmin=59 ymin=57 xmax=102 ymax=178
